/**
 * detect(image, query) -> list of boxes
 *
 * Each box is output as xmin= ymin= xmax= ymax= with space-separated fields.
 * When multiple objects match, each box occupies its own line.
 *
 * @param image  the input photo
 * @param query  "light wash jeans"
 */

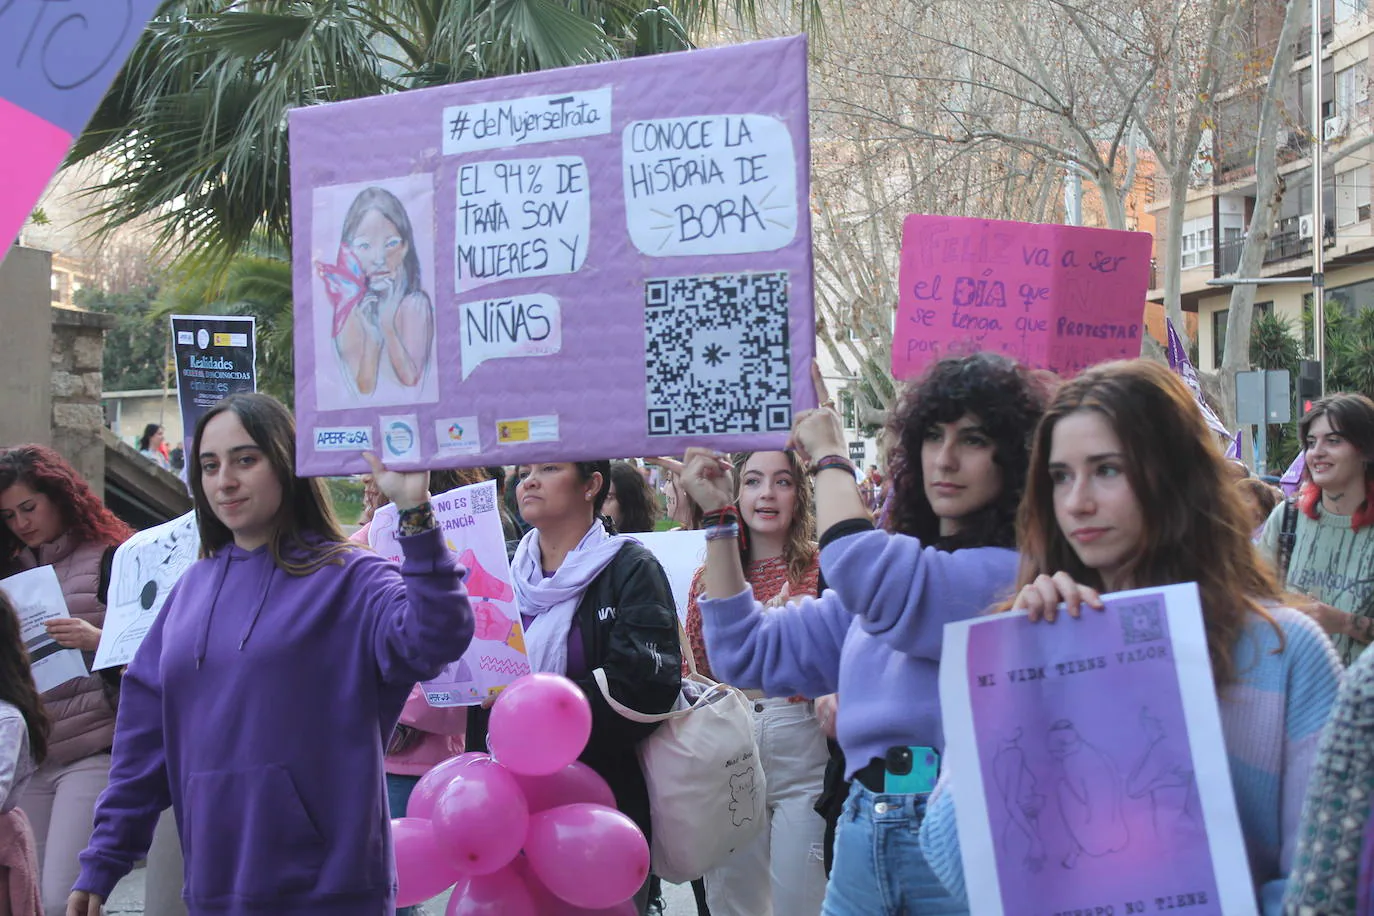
xmin=706 ymin=697 xmax=830 ymax=916
xmin=821 ymin=781 xmax=968 ymax=916
xmin=16 ymin=752 xmax=110 ymax=916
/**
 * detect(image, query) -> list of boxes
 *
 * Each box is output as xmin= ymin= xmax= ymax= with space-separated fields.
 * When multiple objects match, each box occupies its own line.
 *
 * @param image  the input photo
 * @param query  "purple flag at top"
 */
xmin=1166 ymin=318 xmax=1232 ymax=440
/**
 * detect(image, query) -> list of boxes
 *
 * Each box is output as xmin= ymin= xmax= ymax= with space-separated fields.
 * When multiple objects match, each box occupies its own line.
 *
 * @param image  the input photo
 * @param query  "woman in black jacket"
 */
xmin=468 ymin=460 xmax=680 ymax=915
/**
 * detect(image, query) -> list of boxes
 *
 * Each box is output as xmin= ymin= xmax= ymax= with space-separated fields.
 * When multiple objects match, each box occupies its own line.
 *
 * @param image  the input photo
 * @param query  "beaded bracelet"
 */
xmin=397 ymin=501 xmax=437 ymax=537
xmin=809 ymin=454 xmax=857 ymax=477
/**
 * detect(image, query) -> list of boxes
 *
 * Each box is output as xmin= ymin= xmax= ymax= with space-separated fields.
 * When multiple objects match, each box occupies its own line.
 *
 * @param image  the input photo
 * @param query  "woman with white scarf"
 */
xmin=468 ymin=460 xmax=681 ymax=916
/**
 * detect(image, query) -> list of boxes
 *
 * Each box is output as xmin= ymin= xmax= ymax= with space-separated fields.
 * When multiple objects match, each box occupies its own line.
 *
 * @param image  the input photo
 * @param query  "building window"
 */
xmin=1336 ymin=168 xmax=1372 ymax=226
xmin=1211 ymin=302 xmax=1270 ymax=368
xmin=1213 ymin=308 xmax=1228 ymax=369
xmin=1180 ymin=217 xmax=1213 ymax=270
xmin=1337 ymin=0 xmax=1368 ymax=27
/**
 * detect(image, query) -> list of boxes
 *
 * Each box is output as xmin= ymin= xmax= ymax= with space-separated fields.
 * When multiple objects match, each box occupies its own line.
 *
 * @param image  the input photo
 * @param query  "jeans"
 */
xmin=16 ymin=752 xmax=110 ymax=916
xmin=706 ymin=698 xmax=830 ymax=916
xmin=820 ymin=782 xmax=967 ymax=916
xmin=386 ymin=774 xmax=422 ymax=916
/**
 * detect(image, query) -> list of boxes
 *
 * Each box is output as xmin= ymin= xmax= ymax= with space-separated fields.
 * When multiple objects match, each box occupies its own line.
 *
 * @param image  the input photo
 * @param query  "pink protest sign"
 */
xmin=370 ymin=480 xmax=529 ymax=705
xmin=892 ymin=216 xmax=1152 ymax=379
xmin=289 ymin=37 xmax=815 ymax=475
xmin=0 ymin=2 xmax=164 ymax=262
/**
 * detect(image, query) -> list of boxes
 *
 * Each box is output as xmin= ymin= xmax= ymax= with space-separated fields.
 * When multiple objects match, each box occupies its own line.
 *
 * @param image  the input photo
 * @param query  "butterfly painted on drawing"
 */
xmin=316 ymin=245 xmax=369 ymax=337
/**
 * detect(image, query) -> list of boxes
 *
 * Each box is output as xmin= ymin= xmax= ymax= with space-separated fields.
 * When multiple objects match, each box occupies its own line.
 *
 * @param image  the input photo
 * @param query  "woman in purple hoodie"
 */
xmin=682 ymin=353 xmax=1050 ymax=916
xmin=66 ymin=393 xmax=475 ymax=916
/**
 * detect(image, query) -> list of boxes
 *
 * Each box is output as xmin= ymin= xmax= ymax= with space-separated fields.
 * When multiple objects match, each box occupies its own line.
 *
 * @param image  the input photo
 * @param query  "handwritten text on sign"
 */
xmin=460 ymin=293 xmax=562 ymax=380
xmin=891 ymin=216 xmax=1153 ymax=379
xmin=622 ymin=115 xmax=797 ymax=256
xmin=455 ymin=156 xmax=590 ymax=291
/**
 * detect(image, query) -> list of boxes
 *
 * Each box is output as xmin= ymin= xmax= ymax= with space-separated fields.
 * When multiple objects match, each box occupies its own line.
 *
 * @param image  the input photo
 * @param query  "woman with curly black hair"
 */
xmin=679 ymin=353 xmax=1050 ymax=916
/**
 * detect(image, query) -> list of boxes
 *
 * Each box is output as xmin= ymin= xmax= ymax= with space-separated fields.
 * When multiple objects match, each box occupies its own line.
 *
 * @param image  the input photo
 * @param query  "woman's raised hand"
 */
xmin=787 ymin=409 xmax=847 ymax=466
xmin=1013 ymin=572 xmax=1105 ymax=623
xmin=679 ymin=447 xmax=735 ymax=514
xmin=363 ymin=453 xmax=429 ymax=511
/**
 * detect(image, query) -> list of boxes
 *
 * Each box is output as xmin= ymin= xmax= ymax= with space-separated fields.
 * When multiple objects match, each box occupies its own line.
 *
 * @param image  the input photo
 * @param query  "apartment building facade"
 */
xmin=1150 ymin=0 xmax=1373 ymax=370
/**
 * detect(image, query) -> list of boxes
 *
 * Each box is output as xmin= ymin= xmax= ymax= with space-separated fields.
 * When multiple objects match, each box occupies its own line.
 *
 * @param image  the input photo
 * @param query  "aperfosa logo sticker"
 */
xmin=314 ymin=427 xmax=372 ymax=451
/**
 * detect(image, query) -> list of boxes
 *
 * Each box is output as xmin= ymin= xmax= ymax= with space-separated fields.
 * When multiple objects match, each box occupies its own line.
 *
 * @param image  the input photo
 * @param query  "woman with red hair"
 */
xmin=1259 ymin=393 xmax=1374 ymax=665
xmin=0 ymin=446 xmax=132 ymax=916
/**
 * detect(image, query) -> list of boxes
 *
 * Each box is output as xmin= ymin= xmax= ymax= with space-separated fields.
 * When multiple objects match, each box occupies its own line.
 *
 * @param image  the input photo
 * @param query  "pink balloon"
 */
xmin=408 ymin=752 xmax=488 ymax=820
xmin=391 ymin=818 xmax=463 ymax=907
xmin=523 ymin=803 xmax=650 ymax=909
xmin=514 ymin=857 xmax=637 ymax=916
xmin=445 ymin=864 xmax=537 ymax=916
xmin=512 ymin=761 xmax=616 ymax=814
xmin=488 ymin=674 xmax=592 ymax=776
xmin=432 ymin=757 xmax=529 ymax=874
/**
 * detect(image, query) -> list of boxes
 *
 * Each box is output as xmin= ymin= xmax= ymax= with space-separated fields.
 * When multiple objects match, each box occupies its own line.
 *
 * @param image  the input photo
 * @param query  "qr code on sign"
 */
xmin=645 ymin=272 xmax=792 ymax=437
xmin=470 ymin=484 xmax=495 ymax=515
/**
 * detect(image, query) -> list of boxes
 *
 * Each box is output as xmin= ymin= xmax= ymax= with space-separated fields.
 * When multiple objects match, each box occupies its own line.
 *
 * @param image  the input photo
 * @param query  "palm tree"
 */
xmin=71 ymin=0 xmax=823 ymax=265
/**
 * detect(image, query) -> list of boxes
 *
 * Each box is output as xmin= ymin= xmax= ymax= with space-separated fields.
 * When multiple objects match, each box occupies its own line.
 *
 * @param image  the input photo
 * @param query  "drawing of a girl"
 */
xmin=317 ymin=187 xmax=434 ymax=399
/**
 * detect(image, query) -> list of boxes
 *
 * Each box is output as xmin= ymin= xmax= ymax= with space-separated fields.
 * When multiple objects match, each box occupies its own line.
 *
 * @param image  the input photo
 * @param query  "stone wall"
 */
xmin=0 ymin=246 xmax=54 ymax=449
xmin=51 ymin=306 xmax=115 ymax=498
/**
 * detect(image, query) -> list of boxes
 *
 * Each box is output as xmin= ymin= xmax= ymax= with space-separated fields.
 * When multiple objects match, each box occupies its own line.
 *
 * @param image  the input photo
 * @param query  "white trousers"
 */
xmin=705 ymin=697 xmax=830 ymax=916
xmin=17 ymin=753 xmax=110 ymax=916
xmin=144 ymin=809 xmax=188 ymax=916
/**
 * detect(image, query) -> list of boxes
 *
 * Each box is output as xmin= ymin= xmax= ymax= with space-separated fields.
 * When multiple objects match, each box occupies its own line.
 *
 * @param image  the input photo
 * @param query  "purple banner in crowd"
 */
xmin=1166 ymin=318 xmax=1232 ymax=442
xmin=940 ymin=584 xmax=1258 ymax=916
xmin=288 ymin=37 xmax=816 ymax=475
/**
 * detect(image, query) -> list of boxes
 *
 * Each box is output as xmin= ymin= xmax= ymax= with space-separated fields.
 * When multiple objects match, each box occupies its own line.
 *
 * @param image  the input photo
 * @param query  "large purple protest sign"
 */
xmin=0 ymin=2 xmax=162 ymax=262
xmin=892 ymin=216 xmax=1152 ymax=380
xmin=289 ymin=37 xmax=815 ymax=475
xmin=940 ymin=584 xmax=1257 ymax=916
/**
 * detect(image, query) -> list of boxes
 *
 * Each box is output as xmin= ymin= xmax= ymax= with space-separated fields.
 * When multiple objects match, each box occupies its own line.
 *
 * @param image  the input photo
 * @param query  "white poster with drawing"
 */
xmin=95 ymin=512 xmax=200 ymax=670
xmin=1 ymin=565 xmax=89 ymax=693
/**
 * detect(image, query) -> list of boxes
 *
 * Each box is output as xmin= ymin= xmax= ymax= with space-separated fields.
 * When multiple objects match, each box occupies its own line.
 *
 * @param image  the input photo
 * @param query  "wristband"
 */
xmin=397 ymin=501 xmax=436 ymax=536
xmin=809 ymin=454 xmax=857 ymax=477
xmin=704 ymin=522 xmax=741 ymax=542
xmin=701 ymin=505 xmax=749 ymax=550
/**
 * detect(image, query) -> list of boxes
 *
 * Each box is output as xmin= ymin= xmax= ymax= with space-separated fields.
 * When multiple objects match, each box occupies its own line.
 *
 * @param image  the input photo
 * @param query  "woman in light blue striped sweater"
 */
xmin=918 ymin=360 xmax=1342 ymax=915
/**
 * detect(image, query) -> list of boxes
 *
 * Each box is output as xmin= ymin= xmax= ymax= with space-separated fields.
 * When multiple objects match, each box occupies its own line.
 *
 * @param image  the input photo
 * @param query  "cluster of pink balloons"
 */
xmin=392 ymin=673 xmax=651 ymax=915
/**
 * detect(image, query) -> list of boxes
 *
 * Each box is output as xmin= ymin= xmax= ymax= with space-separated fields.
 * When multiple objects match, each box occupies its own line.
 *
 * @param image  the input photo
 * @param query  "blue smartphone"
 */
xmin=884 ymin=745 xmax=940 ymax=794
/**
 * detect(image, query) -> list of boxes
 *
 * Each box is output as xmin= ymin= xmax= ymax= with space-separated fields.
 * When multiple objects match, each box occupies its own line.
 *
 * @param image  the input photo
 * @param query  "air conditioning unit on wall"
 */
xmin=1299 ymin=214 xmax=1315 ymax=239
xmin=1325 ymin=115 xmax=1348 ymax=141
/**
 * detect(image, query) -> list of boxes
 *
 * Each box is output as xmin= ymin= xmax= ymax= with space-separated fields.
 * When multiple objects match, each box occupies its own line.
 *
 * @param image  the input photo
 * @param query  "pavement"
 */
xmin=103 ymin=864 xmax=701 ymax=914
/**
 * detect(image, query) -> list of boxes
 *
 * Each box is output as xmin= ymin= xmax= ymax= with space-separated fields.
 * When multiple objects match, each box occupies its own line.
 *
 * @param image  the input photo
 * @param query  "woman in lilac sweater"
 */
xmin=67 ymin=394 xmax=475 ymax=916
xmin=683 ymin=354 xmax=1049 ymax=916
